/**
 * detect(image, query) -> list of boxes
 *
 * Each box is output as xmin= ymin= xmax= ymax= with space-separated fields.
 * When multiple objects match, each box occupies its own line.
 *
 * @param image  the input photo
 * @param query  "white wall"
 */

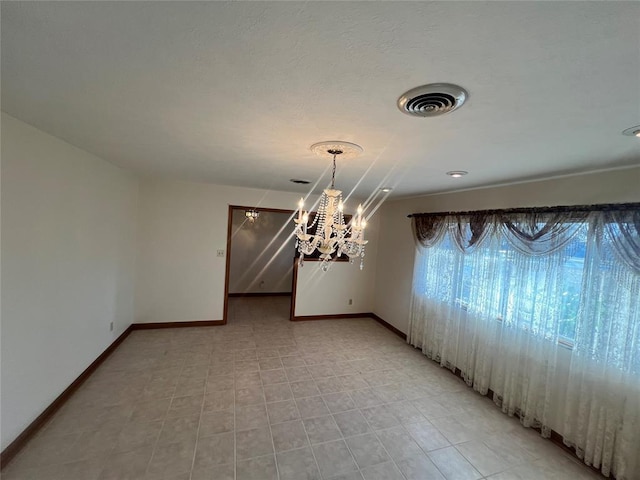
xmin=0 ymin=113 xmax=138 ymax=450
xmin=294 ymin=213 xmax=379 ymax=316
xmin=135 ymin=178 xmax=379 ymax=323
xmin=294 ymin=262 xmax=375 ymax=316
xmin=373 ymin=167 xmax=640 ymax=334
xmin=229 ymin=210 xmax=295 ymax=294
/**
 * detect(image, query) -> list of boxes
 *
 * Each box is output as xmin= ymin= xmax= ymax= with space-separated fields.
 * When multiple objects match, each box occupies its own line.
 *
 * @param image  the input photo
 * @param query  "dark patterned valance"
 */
xmin=410 ymin=203 xmax=640 ymax=271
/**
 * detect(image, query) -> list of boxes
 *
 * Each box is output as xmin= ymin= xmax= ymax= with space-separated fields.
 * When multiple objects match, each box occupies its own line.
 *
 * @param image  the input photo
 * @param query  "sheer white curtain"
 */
xmin=563 ymin=213 xmax=640 ymax=479
xmin=408 ymin=208 xmax=640 ymax=479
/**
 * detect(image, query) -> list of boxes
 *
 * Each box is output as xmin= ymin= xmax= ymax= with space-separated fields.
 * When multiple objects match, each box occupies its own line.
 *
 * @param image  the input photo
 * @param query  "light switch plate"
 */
xmin=217 ymin=249 xmax=225 ymax=257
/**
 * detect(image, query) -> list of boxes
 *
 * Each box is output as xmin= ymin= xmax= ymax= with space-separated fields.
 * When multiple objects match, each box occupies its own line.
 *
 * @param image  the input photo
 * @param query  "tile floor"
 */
xmin=3 ymin=297 xmax=602 ymax=480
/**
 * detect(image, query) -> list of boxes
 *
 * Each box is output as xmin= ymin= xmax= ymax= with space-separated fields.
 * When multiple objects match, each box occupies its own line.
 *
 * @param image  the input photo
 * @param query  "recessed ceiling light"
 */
xmin=290 ymin=179 xmax=311 ymax=185
xmin=622 ymin=125 xmax=640 ymax=137
xmin=380 ymin=187 xmax=393 ymax=193
xmin=446 ymin=171 xmax=468 ymax=178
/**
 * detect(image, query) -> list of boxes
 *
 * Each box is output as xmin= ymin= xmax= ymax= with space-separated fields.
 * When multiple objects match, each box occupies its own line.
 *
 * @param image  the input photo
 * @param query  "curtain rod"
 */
xmin=407 ymin=202 xmax=640 ymax=218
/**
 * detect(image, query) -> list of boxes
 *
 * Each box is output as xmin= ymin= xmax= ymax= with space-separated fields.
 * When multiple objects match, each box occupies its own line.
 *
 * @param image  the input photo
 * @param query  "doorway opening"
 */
xmin=223 ymin=206 xmax=296 ymax=324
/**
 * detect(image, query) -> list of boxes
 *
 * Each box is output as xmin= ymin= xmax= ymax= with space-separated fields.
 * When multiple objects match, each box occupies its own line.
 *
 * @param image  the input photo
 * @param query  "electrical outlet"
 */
xmin=348 ymin=299 xmax=353 ymax=305
xmin=217 ymin=249 xmax=225 ymax=257
xmin=109 ymin=322 xmax=114 ymax=332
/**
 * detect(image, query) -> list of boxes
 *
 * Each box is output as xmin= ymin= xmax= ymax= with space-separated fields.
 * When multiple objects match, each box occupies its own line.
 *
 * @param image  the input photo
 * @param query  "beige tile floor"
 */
xmin=3 ymin=297 xmax=602 ymax=480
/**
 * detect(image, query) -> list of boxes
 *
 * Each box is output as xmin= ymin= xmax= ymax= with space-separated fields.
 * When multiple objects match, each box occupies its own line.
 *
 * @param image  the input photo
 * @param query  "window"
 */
xmin=408 ymin=206 xmax=640 ymax=477
xmin=419 ymin=224 xmax=589 ymax=345
xmin=412 ymin=210 xmax=638 ymax=361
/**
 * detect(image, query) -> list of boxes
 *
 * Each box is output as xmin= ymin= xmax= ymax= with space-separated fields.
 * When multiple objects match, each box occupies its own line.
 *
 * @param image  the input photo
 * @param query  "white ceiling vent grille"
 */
xmin=397 ymin=83 xmax=468 ymax=117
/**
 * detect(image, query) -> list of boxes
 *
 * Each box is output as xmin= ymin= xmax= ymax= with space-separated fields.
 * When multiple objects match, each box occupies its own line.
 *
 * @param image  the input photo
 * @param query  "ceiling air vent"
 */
xmin=397 ymin=83 xmax=468 ymax=117
xmin=290 ymin=179 xmax=311 ymax=185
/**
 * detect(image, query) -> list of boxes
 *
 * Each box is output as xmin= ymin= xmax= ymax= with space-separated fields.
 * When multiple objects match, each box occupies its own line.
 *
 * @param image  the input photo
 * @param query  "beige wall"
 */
xmin=135 ymin=179 xmax=304 ymax=323
xmin=1 ymin=113 xmax=138 ymax=449
xmin=294 ymin=213 xmax=379 ymax=317
xmin=373 ymin=166 xmax=640 ymax=333
xmin=135 ymin=178 xmax=379 ymax=323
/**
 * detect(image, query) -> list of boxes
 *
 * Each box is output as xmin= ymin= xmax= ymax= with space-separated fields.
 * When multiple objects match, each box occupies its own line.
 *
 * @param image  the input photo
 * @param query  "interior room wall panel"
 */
xmin=1 ymin=113 xmax=138 ymax=450
xmin=135 ymin=178 xmax=379 ymax=323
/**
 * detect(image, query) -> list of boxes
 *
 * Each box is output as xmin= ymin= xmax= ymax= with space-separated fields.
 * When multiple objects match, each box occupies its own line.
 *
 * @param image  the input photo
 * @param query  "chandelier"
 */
xmin=245 ymin=209 xmax=260 ymax=223
xmin=294 ymin=141 xmax=368 ymax=271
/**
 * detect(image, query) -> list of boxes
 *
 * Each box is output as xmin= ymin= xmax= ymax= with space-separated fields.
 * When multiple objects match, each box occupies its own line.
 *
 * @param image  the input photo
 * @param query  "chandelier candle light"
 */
xmin=294 ymin=142 xmax=368 ymax=271
xmin=245 ymin=209 xmax=260 ymax=223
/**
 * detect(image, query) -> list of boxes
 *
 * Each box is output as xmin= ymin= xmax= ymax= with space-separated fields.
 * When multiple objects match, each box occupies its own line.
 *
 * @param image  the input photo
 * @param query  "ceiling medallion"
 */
xmin=294 ymin=141 xmax=368 ymax=271
xmin=310 ymin=141 xmax=363 ymax=160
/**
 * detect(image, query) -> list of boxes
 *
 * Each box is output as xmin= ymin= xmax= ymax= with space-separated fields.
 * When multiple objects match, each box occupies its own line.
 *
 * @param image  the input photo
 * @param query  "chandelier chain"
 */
xmin=331 ymin=154 xmax=337 ymax=190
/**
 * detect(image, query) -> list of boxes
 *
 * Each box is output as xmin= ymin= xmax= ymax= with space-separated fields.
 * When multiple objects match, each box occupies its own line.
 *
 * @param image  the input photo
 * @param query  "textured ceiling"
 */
xmin=2 ymin=1 xmax=639 ymax=198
